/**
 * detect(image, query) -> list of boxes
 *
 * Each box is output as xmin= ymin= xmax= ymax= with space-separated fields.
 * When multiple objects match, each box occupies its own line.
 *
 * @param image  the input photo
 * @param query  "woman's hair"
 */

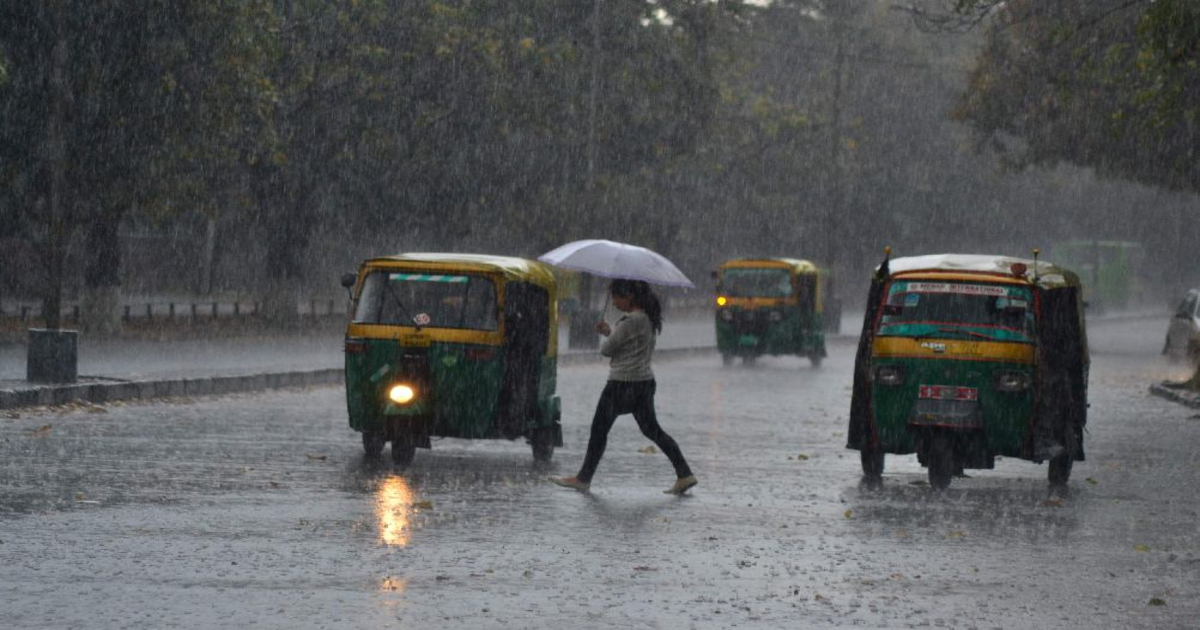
xmin=610 ymin=279 xmax=663 ymax=333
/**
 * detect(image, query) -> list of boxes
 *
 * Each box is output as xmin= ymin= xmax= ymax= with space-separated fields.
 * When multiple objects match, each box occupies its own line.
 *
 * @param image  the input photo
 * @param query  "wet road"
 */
xmin=2 ymin=317 xmax=1198 ymax=628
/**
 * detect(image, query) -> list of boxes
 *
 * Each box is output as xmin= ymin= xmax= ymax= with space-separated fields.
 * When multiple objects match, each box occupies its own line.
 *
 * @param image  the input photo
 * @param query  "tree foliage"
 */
xmin=952 ymin=0 xmax=1199 ymax=195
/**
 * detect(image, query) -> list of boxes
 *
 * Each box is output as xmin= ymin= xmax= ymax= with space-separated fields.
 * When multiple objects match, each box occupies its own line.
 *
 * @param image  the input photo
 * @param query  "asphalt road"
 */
xmin=1 ymin=316 xmax=1197 ymax=629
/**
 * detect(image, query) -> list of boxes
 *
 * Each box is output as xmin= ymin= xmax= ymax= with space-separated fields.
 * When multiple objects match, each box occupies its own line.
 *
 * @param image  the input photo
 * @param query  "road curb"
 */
xmin=0 ymin=368 xmax=344 ymax=410
xmin=1148 ymin=382 xmax=1200 ymax=409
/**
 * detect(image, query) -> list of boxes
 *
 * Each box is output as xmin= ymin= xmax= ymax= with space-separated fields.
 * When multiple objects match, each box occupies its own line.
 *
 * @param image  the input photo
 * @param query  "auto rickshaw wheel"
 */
xmin=362 ymin=431 xmax=385 ymax=459
xmin=808 ymin=353 xmax=823 ymax=368
xmin=1048 ymin=453 xmax=1073 ymax=487
xmin=861 ymin=447 xmax=884 ymax=481
xmin=391 ymin=441 xmax=416 ymax=467
xmin=721 ymin=353 xmax=734 ymax=367
xmin=531 ymin=438 xmax=554 ymax=462
xmin=927 ymin=434 xmax=955 ymax=490
xmin=743 ymin=355 xmax=757 ymax=366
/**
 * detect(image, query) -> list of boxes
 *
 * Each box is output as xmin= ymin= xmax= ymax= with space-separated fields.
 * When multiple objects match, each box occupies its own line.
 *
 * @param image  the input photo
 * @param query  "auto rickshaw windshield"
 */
xmin=354 ymin=271 xmax=498 ymax=330
xmin=722 ymin=268 xmax=792 ymax=298
xmin=878 ymin=280 xmax=1035 ymax=340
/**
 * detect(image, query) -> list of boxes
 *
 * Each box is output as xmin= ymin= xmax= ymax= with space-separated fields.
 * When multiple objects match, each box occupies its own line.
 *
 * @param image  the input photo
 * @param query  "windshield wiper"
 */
xmin=904 ymin=326 xmax=997 ymax=342
xmin=937 ymin=327 xmax=996 ymax=340
xmin=385 ymin=283 xmax=421 ymax=331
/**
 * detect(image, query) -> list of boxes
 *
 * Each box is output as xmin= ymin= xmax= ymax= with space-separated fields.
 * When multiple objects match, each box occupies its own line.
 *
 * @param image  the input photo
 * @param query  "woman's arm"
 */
xmin=599 ymin=316 xmax=634 ymax=357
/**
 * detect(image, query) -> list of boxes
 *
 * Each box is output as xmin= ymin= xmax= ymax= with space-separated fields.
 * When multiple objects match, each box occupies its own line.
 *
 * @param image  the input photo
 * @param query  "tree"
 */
xmin=0 ymin=1 xmax=271 ymax=331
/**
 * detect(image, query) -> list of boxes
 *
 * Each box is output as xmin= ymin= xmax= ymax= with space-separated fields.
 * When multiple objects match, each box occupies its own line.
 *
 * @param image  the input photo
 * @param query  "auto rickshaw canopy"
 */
xmin=720 ymin=257 xmax=821 ymax=276
xmin=881 ymin=254 xmax=1081 ymax=292
xmin=363 ymin=253 xmax=558 ymax=293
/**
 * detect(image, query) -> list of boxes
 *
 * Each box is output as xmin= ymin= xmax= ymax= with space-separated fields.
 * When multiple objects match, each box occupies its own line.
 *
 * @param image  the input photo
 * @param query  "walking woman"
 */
xmin=552 ymin=279 xmax=698 ymax=494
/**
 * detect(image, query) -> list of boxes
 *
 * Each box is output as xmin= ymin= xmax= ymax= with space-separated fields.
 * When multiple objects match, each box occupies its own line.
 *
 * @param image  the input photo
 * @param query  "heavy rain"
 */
xmin=1 ymin=1 xmax=1199 ymax=628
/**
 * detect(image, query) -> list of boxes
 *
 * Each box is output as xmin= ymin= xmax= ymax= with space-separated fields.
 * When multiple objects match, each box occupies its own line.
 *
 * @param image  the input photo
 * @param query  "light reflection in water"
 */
xmin=379 ymin=576 xmax=407 ymax=594
xmin=375 ymin=474 xmax=414 ymax=547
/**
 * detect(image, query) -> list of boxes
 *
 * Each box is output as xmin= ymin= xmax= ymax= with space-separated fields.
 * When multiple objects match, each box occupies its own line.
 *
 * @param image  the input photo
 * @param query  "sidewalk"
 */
xmin=0 ymin=314 xmax=724 ymax=409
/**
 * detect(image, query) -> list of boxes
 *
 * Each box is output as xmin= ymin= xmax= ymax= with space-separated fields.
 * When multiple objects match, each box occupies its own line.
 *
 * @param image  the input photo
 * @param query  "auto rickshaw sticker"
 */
xmin=389 ymin=273 xmax=469 ymax=283
xmin=412 ymin=313 xmax=432 ymax=326
xmin=906 ymin=282 xmax=1009 ymax=296
xmin=369 ymin=364 xmax=391 ymax=383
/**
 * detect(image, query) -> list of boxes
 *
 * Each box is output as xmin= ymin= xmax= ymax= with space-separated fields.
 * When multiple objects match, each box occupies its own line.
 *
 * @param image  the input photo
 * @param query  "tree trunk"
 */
xmin=253 ymin=164 xmax=310 ymax=326
xmin=40 ymin=5 xmax=72 ymax=331
xmin=80 ymin=209 xmax=123 ymax=334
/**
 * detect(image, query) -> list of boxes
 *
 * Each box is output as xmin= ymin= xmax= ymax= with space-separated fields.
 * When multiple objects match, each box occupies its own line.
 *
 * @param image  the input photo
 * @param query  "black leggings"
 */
xmin=576 ymin=380 xmax=692 ymax=483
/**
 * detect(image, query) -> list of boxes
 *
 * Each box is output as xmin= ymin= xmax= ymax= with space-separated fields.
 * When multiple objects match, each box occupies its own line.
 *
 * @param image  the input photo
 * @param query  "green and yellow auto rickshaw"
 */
xmin=714 ymin=258 xmax=827 ymax=366
xmin=340 ymin=253 xmax=562 ymax=466
xmin=847 ymin=252 xmax=1088 ymax=490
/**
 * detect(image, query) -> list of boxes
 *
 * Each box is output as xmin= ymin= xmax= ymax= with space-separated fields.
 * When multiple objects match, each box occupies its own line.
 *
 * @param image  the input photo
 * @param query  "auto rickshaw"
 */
xmin=847 ymin=252 xmax=1088 ymax=490
xmin=340 ymin=253 xmax=562 ymax=466
xmin=714 ymin=258 xmax=827 ymax=366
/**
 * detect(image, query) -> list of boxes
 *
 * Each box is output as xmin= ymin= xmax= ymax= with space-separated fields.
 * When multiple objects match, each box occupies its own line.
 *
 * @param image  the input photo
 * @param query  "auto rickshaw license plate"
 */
xmin=919 ymin=385 xmax=978 ymax=401
xmin=400 ymin=333 xmax=431 ymax=348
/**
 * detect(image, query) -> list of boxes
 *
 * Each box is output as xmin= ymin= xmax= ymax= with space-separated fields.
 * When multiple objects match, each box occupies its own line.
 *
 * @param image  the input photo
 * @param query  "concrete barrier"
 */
xmin=0 ymin=368 xmax=345 ymax=410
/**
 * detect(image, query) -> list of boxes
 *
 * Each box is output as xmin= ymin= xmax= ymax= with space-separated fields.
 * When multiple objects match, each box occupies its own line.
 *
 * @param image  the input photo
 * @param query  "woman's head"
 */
xmin=610 ymin=279 xmax=663 ymax=333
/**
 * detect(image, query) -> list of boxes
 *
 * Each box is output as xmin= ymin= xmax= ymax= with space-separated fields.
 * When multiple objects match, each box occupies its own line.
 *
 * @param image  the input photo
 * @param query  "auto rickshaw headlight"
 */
xmin=874 ymin=364 xmax=905 ymax=386
xmin=388 ymin=384 xmax=416 ymax=404
xmin=995 ymin=371 xmax=1032 ymax=392
xmin=716 ymin=296 xmax=728 ymax=307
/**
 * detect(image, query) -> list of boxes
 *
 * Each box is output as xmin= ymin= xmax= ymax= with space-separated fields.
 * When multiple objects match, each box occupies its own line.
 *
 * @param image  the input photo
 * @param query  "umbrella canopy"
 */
xmin=538 ymin=239 xmax=695 ymax=288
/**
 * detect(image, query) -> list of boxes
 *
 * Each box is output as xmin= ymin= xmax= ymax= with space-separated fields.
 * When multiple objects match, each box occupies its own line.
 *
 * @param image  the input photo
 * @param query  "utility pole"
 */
xmin=822 ymin=20 xmax=847 ymax=333
xmin=570 ymin=0 xmax=604 ymax=349
xmin=586 ymin=0 xmax=601 ymax=199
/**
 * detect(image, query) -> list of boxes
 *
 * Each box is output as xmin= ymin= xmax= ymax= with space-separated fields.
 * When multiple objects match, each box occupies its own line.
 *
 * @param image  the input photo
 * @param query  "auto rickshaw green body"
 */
xmin=714 ymin=258 xmax=827 ymax=366
xmin=342 ymin=253 xmax=562 ymax=465
xmin=847 ymin=254 xmax=1088 ymax=489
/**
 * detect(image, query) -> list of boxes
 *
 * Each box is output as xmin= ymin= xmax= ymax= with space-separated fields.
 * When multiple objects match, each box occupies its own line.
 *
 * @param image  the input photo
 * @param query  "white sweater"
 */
xmin=600 ymin=311 xmax=656 ymax=382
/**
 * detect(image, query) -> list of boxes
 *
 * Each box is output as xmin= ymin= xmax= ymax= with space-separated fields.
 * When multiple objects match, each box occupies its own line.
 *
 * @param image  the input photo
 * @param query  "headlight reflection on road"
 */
xmin=375 ymin=474 xmax=414 ymax=547
xmin=379 ymin=575 xmax=407 ymax=594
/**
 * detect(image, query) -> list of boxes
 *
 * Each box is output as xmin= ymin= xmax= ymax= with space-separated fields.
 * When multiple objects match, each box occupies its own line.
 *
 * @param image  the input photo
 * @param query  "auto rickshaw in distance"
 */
xmin=714 ymin=258 xmax=827 ymax=366
xmin=340 ymin=253 xmax=562 ymax=466
xmin=847 ymin=252 xmax=1088 ymax=490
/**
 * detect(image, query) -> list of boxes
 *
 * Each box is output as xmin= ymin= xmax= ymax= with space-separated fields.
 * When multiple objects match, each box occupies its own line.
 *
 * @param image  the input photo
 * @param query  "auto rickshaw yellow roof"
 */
xmin=365 ymin=253 xmax=557 ymax=290
xmin=720 ymin=258 xmax=820 ymax=275
xmin=884 ymin=254 xmax=1080 ymax=291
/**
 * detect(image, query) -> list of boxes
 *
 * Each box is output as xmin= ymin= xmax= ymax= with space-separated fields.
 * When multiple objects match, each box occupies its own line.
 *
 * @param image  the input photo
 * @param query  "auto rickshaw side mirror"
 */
xmin=340 ymin=272 xmax=357 ymax=299
xmin=710 ymin=270 xmax=718 ymax=279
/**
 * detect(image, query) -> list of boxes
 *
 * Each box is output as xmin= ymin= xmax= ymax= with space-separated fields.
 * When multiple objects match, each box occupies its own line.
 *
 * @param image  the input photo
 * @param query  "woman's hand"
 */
xmin=595 ymin=321 xmax=612 ymax=336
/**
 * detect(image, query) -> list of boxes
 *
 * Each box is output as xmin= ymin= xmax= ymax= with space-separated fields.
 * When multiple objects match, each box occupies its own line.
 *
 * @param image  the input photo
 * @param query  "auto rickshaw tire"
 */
xmin=809 ymin=353 xmax=823 ymax=368
xmin=391 ymin=441 xmax=416 ymax=467
xmin=531 ymin=438 xmax=554 ymax=462
xmin=743 ymin=355 xmax=757 ymax=366
xmin=721 ymin=353 xmax=734 ymax=367
xmin=927 ymin=434 xmax=954 ymax=491
xmin=1048 ymin=453 xmax=1073 ymax=487
xmin=861 ymin=447 xmax=884 ymax=481
xmin=362 ymin=431 xmax=385 ymax=459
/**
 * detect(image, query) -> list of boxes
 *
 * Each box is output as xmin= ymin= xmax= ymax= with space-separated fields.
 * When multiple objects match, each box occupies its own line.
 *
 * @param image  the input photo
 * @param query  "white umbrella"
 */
xmin=537 ymin=239 xmax=695 ymax=288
